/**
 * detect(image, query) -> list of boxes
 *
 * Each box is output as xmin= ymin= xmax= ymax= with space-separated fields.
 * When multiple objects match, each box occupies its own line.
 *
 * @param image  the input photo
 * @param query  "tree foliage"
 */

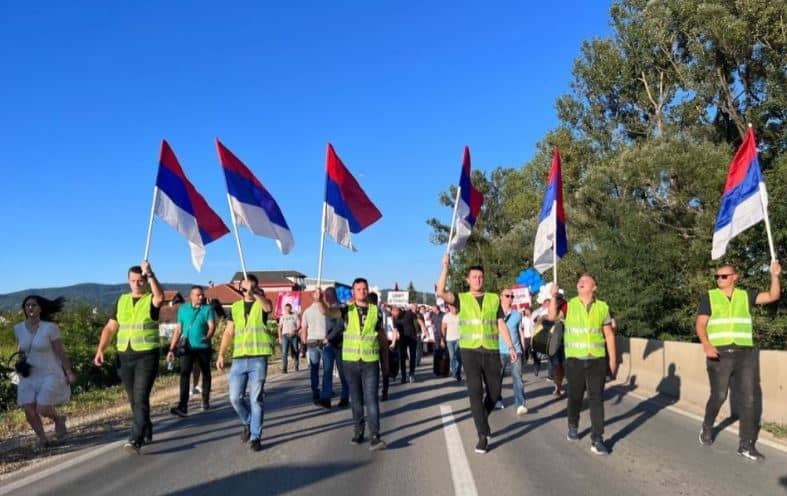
xmin=429 ymin=0 xmax=786 ymax=348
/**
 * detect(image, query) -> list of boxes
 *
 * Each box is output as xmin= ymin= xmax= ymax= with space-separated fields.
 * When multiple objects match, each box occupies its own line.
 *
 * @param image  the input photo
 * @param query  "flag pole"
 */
xmin=226 ymin=193 xmax=248 ymax=280
xmin=143 ymin=186 xmax=159 ymax=261
xmin=317 ymin=201 xmax=327 ymax=287
xmin=747 ymin=124 xmax=777 ymax=263
xmin=552 ymin=199 xmax=558 ymax=285
xmin=445 ymin=186 xmax=462 ymax=255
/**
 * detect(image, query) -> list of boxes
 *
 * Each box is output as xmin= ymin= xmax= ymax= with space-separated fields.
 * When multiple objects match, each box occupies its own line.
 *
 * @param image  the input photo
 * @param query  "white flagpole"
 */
xmin=317 ymin=201 xmax=327 ymax=287
xmin=552 ymin=199 xmax=558 ymax=285
xmin=226 ymin=194 xmax=248 ymax=280
xmin=759 ymin=189 xmax=777 ymax=262
xmin=143 ymin=186 xmax=159 ymax=261
xmin=445 ymin=186 xmax=462 ymax=255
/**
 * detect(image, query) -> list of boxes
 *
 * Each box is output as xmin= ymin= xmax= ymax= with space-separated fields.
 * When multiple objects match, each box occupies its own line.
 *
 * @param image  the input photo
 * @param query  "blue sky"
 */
xmin=0 ymin=1 xmax=612 ymax=294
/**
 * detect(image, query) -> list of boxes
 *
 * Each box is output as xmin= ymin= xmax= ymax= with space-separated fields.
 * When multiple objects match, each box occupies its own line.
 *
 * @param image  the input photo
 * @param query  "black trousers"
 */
xmin=177 ymin=348 xmax=212 ymax=411
xmin=461 ymin=348 xmax=501 ymax=437
xmin=565 ymin=357 xmax=607 ymax=440
xmin=118 ymin=351 xmax=159 ymax=444
xmin=398 ymin=336 xmax=418 ymax=380
xmin=703 ymin=347 xmax=760 ymax=443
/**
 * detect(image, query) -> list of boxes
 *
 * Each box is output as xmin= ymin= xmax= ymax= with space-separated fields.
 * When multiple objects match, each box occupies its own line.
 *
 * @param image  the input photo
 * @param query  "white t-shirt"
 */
xmin=279 ymin=313 xmax=299 ymax=335
xmin=442 ymin=313 xmax=459 ymax=341
xmin=14 ymin=321 xmax=64 ymax=376
xmin=520 ymin=316 xmax=534 ymax=339
xmin=302 ymin=304 xmax=327 ymax=340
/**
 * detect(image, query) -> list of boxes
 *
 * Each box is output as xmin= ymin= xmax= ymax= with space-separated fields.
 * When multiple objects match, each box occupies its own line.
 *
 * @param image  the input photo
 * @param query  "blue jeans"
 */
xmin=447 ymin=340 xmax=462 ymax=379
xmin=281 ymin=335 xmax=299 ymax=372
xmin=307 ymin=345 xmax=323 ymax=399
xmin=343 ymin=360 xmax=380 ymax=436
xmin=322 ymin=344 xmax=349 ymax=402
xmin=500 ymin=354 xmax=525 ymax=407
xmin=229 ymin=356 xmax=268 ymax=441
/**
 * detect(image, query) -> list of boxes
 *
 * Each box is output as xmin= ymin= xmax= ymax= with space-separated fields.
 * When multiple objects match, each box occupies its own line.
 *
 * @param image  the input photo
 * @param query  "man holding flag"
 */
xmin=698 ymin=126 xmax=782 ymax=461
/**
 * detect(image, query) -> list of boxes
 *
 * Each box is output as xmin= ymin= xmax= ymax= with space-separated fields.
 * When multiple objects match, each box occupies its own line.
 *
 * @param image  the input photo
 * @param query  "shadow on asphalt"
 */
xmin=162 ymin=462 xmax=367 ymax=495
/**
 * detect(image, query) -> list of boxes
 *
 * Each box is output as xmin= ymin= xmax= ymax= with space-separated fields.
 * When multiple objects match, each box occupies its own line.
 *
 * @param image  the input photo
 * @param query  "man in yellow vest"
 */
xmin=342 ymin=278 xmax=389 ymax=450
xmin=696 ymin=260 xmax=781 ymax=461
xmin=217 ymin=274 xmax=274 ymax=452
xmin=94 ymin=261 xmax=164 ymax=454
xmin=549 ymin=275 xmax=617 ymax=455
xmin=437 ymin=254 xmax=518 ymax=454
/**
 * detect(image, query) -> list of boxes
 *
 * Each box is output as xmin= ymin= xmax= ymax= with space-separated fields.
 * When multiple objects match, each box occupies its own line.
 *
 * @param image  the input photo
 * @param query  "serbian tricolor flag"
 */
xmin=448 ymin=146 xmax=484 ymax=252
xmin=216 ymin=139 xmax=294 ymax=254
xmin=533 ymin=147 xmax=567 ymax=274
xmin=154 ymin=140 xmax=229 ymax=271
xmin=711 ymin=128 xmax=769 ymax=260
xmin=324 ymin=144 xmax=382 ymax=250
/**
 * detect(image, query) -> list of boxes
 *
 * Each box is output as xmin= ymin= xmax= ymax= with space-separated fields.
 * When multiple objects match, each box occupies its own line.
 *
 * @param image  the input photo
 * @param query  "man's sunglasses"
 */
xmin=714 ymin=274 xmax=735 ymax=280
xmin=502 ymin=294 xmax=513 ymax=298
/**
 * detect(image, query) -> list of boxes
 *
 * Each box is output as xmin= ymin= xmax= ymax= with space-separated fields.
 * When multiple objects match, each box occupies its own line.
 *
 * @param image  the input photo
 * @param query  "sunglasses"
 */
xmin=714 ymin=274 xmax=735 ymax=280
xmin=502 ymin=294 xmax=513 ymax=298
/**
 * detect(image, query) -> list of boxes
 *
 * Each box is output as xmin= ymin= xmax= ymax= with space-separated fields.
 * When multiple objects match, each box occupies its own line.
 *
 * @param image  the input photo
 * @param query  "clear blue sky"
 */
xmin=0 ymin=1 xmax=612 ymax=294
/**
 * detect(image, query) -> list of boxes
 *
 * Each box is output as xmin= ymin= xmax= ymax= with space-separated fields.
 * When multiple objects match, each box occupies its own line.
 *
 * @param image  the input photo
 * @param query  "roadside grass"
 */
xmin=763 ymin=422 xmax=787 ymax=439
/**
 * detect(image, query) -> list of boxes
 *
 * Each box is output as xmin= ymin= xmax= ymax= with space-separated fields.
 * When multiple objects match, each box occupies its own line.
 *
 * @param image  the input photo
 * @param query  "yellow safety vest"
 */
xmin=457 ymin=292 xmax=500 ymax=351
xmin=564 ymin=297 xmax=608 ymax=359
xmin=342 ymin=304 xmax=380 ymax=362
xmin=231 ymin=300 xmax=273 ymax=357
xmin=116 ymin=293 xmax=159 ymax=352
xmin=706 ymin=289 xmax=753 ymax=347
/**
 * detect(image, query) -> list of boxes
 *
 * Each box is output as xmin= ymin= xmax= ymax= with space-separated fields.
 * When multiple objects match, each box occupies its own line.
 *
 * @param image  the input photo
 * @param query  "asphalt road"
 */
xmin=3 ymin=357 xmax=786 ymax=496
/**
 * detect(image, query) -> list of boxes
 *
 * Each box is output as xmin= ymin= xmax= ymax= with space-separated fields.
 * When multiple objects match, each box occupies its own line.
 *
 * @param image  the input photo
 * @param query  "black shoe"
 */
xmin=170 ymin=407 xmax=187 ymax=418
xmin=566 ymin=425 xmax=579 ymax=441
xmin=240 ymin=424 xmax=251 ymax=443
xmin=317 ymin=399 xmax=331 ymax=409
xmin=201 ymin=401 xmax=210 ymax=411
xmin=369 ymin=436 xmax=387 ymax=451
xmin=351 ymin=432 xmax=364 ymax=445
xmin=250 ymin=439 xmax=263 ymax=452
xmin=143 ymin=424 xmax=153 ymax=445
xmin=699 ymin=424 xmax=713 ymax=446
xmin=474 ymin=435 xmax=488 ymax=454
xmin=590 ymin=438 xmax=609 ymax=455
xmin=737 ymin=441 xmax=765 ymax=461
xmin=409 ymin=375 xmax=416 ymax=383
xmin=381 ymin=392 xmax=388 ymax=401
xmin=338 ymin=399 xmax=349 ymax=408
xmin=123 ymin=441 xmax=141 ymax=454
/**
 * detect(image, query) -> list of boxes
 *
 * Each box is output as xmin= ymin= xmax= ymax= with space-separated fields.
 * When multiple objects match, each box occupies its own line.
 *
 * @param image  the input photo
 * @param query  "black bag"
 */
xmin=14 ymin=352 xmax=31 ymax=378
xmin=433 ymin=347 xmax=449 ymax=377
xmin=532 ymin=320 xmax=563 ymax=357
xmin=175 ymin=339 xmax=190 ymax=358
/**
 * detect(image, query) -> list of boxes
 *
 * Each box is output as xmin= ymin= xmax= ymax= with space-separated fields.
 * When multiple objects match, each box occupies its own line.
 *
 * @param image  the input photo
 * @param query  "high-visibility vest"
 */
xmin=231 ymin=300 xmax=273 ymax=357
xmin=564 ymin=297 xmax=609 ymax=359
xmin=706 ymin=288 xmax=753 ymax=347
xmin=342 ymin=304 xmax=380 ymax=362
xmin=116 ymin=293 xmax=159 ymax=352
xmin=457 ymin=292 xmax=500 ymax=351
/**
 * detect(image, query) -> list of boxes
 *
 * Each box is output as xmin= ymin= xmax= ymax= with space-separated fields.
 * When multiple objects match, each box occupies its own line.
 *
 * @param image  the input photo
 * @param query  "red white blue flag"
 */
xmin=533 ymin=148 xmax=567 ymax=273
xmin=216 ymin=139 xmax=294 ymax=254
xmin=712 ymin=128 xmax=768 ymax=259
xmin=324 ymin=144 xmax=382 ymax=250
xmin=154 ymin=140 xmax=229 ymax=271
xmin=448 ymin=146 xmax=484 ymax=252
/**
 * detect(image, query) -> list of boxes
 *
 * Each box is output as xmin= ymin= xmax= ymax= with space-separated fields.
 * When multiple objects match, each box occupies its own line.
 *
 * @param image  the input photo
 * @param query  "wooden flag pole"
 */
xmin=143 ymin=186 xmax=159 ymax=261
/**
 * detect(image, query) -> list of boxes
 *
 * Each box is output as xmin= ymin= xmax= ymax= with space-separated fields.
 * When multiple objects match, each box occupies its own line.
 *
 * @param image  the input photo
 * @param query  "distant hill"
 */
xmin=0 ymin=282 xmax=196 ymax=311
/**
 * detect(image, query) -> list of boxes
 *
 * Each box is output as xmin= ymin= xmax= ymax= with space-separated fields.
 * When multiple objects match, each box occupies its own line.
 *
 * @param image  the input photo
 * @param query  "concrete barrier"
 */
xmin=611 ymin=337 xmax=787 ymax=425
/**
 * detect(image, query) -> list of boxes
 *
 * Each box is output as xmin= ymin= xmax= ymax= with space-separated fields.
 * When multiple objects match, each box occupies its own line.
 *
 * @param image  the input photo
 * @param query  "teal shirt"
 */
xmin=177 ymin=304 xmax=216 ymax=349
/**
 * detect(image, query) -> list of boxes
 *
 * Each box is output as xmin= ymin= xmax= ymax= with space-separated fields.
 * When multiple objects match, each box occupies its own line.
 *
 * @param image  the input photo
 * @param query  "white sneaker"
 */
xmin=195 ymin=385 xmax=202 ymax=394
xmin=516 ymin=405 xmax=528 ymax=416
xmin=495 ymin=400 xmax=504 ymax=410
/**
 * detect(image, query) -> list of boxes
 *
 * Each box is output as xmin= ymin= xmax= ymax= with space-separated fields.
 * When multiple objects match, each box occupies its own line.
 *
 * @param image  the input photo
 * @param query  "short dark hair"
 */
xmin=352 ymin=278 xmax=368 ymax=288
xmin=467 ymin=265 xmax=484 ymax=275
xmin=190 ymin=285 xmax=204 ymax=293
xmin=246 ymin=274 xmax=259 ymax=284
xmin=128 ymin=265 xmax=143 ymax=276
xmin=285 ymin=303 xmax=292 ymax=309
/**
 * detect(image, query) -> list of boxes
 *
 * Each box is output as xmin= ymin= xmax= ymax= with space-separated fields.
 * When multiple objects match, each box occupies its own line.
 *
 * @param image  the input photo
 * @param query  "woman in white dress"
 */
xmin=14 ymin=295 xmax=76 ymax=448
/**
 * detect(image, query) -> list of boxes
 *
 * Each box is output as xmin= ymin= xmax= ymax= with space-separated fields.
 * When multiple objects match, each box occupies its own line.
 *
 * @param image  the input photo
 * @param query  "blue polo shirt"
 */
xmin=177 ymin=304 xmax=216 ymax=349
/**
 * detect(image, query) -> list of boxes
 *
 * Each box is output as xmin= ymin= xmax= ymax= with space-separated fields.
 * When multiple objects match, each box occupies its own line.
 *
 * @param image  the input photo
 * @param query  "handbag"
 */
xmin=176 ymin=308 xmax=202 ymax=357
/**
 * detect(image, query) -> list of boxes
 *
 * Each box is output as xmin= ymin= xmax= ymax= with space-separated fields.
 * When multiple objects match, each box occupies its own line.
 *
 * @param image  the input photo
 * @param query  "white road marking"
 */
xmin=439 ymin=404 xmax=479 ymax=496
